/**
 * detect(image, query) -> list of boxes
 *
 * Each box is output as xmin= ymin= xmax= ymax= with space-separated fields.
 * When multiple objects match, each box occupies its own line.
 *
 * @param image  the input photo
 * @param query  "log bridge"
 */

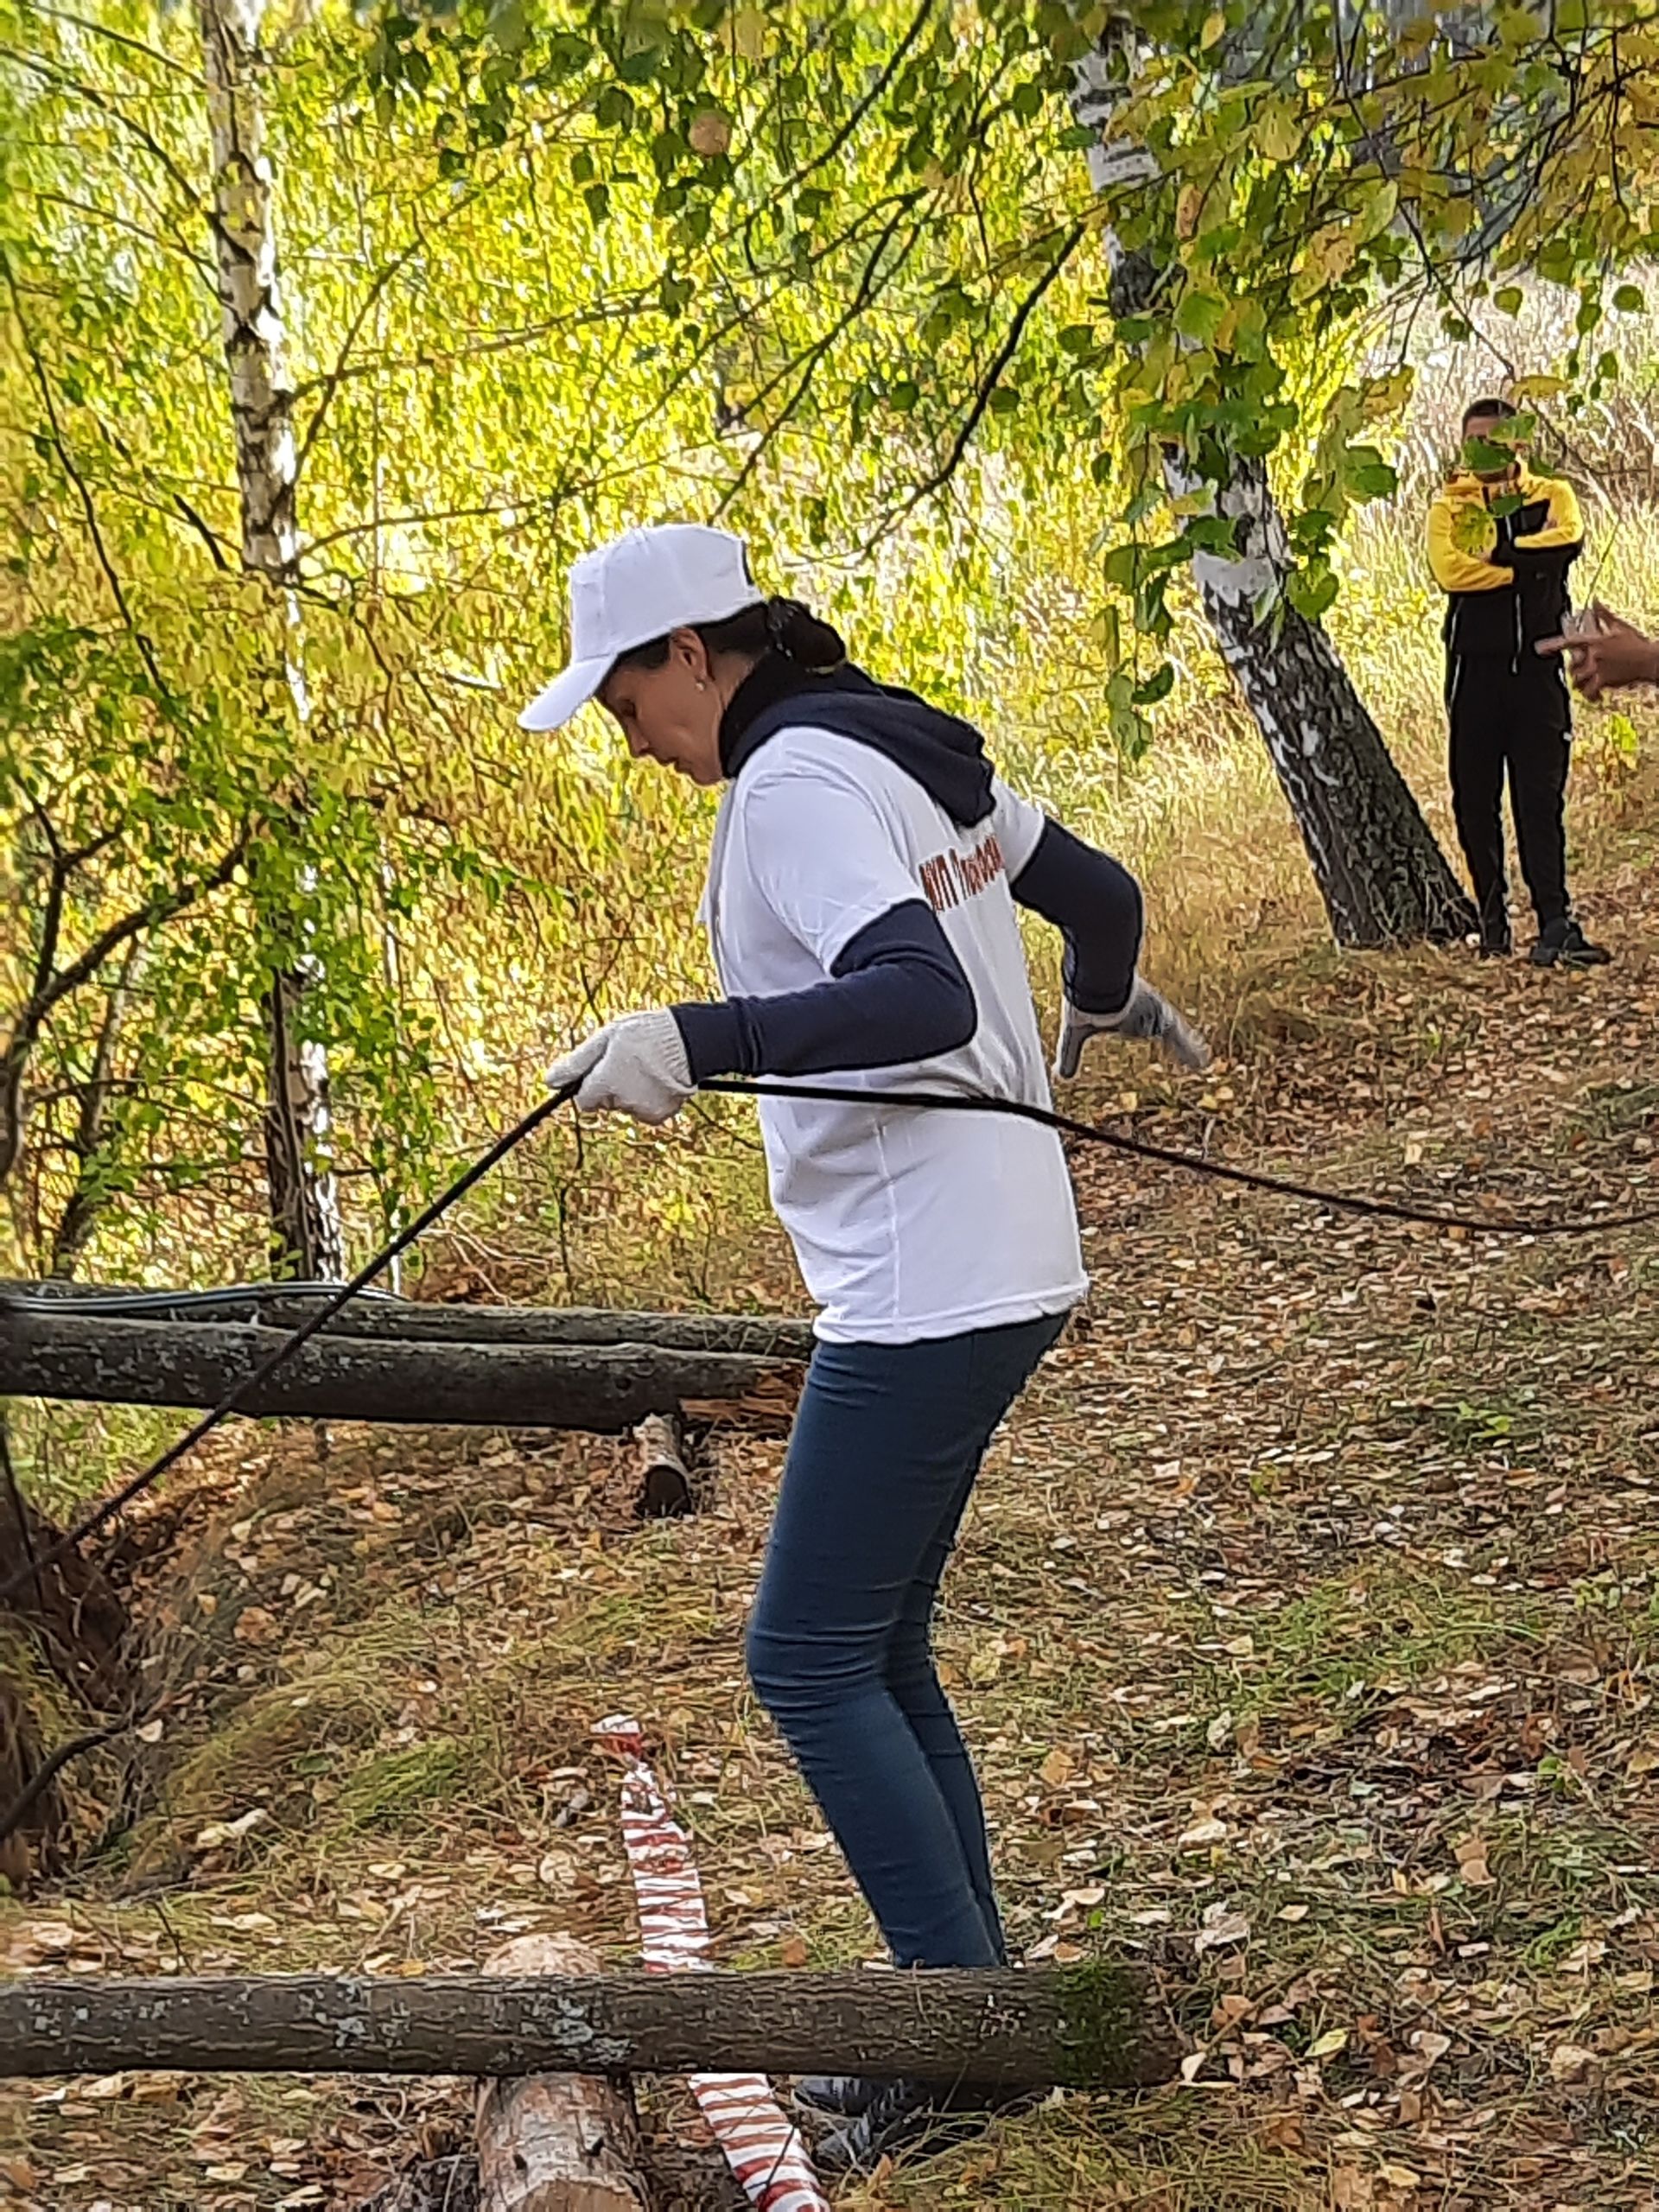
xmin=0 ymin=1962 xmax=1171 ymax=2089
xmin=0 ymin=1283 xmax=812 ymax=1433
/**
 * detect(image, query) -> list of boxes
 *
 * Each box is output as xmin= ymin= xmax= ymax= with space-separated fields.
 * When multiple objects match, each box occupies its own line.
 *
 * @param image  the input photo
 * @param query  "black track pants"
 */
xmin=1446 ymin=658 xmax=1572 ymax=932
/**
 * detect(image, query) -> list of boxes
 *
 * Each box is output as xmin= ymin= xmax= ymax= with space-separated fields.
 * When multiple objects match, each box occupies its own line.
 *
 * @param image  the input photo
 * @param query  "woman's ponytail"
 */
xmin=764 ymin=595 xmax=846 ymax=672
xmin=610 ymin=591 xmax=848 ymax=677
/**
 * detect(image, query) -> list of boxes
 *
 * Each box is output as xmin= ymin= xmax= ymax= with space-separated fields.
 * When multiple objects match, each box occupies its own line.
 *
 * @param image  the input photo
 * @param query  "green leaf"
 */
xmin=1463 ymin=436 xmax=1516 ymax=472
xmin=1287 ymin=567 xmax=1338 ymax=620
xmin=1173 ymin=289 xmax=1226 ymax=345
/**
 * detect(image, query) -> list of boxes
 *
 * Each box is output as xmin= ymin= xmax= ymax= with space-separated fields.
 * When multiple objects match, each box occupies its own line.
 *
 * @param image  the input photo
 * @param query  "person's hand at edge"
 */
xmin=546 ymin=1012 xmax=694 ymax=1124
xmin=1537 ymin=603 xmax=1659 ymax=701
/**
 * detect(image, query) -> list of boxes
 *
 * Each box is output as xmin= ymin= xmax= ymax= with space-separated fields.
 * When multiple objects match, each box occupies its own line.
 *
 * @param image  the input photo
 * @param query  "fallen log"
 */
xmin=268 ymin=1303 xmax=816 ymax=1362
xmin=0 ymin=1283 xmax=817 ymax=1363
xmin=477 ymin=1936 xmax=647 ymax=2212
xmin=0 ymin=1965 xmax=1173 ymax=2088
xmin=0 ymin=1311 xmax=792 ymax=1433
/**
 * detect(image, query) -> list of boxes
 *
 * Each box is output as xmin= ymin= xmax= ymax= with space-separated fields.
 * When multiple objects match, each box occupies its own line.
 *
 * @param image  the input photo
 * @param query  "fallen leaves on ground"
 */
xmin=6 ymin=804 xmax=1659 ymax=2209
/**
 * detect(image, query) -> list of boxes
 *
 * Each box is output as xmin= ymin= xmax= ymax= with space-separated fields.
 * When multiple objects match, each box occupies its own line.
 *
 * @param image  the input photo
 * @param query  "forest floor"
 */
xmin=4 ymin=775 xmax=1659 ymax=2212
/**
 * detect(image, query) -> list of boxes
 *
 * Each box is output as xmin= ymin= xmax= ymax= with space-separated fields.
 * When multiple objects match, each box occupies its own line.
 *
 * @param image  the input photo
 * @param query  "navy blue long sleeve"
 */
xmin=671 ymin=899 xmax=976 ymax=1084
xmin=1010 ymin=819 xmax=1143 ymax=1016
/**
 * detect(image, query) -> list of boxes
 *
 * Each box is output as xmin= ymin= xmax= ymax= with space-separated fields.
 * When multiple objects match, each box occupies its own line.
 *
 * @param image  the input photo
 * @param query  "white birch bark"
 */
xmin=197 ymin=0 xmax=342 ymax=1273
xmin=1070 ymin=45 xmax=1473 ymax=946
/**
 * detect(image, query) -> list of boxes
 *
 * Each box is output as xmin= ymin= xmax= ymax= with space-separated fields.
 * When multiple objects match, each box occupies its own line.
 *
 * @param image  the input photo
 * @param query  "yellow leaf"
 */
xmin=1255 ymin=103 xmax=1300 ymax=162
xmin=1450 ymin=505 xmax=1497 ymax=556
xmin=1511 ymin=372 xmax=1568 ymax=401
xmin=1201 ymin=10 xmax=1227 ymax=46
xmin=728 ymin=6 xmax=766 ymax=60
xmin=1307 ymin=2027 xmax=1350 ymax=2059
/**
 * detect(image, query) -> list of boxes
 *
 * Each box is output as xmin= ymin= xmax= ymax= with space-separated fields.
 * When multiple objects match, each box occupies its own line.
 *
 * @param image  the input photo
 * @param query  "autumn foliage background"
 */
xmin=4 ymin=3 xmax=1659 ymax=2208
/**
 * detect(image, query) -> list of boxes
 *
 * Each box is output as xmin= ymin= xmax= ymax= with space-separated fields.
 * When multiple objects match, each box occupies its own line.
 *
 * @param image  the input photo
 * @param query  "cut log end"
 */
xmin=478 ymin=1936 xmax=647 ymax=2212
xmin=632 ymin=1414 xmax=693 ymax=1520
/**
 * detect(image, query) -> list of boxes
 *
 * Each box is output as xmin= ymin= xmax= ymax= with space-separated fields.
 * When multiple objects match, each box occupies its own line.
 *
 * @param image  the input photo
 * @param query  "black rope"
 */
xmin=2 ymin=1070 xmax=1652 ymax=1852
xmin=702 ymin=1078 xmax=1659 ymax=1237
xmin=0 ymin=1084 xmax=576 ymax=1610
xmin=4 ymin=1071 xmax=1653 ymax=1615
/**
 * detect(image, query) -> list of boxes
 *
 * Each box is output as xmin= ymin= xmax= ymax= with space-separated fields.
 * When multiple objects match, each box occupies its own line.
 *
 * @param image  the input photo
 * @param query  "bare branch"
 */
xmin=0 ymin=247 xmax=171 ymax=697
xmin=865 ymin=220 xmax=1087 ymax=547
xmin=30 ymin=4 xmax=206 ymax=84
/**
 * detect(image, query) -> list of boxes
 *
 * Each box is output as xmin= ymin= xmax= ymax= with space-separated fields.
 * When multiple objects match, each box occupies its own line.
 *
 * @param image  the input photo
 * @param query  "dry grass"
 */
xmin=5 ymin=738 xmax=1659 ymax=2207
xmin=5 ymin=528 xmax=1659 ymax=2208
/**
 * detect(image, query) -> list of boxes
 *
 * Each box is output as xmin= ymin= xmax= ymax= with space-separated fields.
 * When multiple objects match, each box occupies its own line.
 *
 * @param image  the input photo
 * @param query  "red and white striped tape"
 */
xmin=594 ymin=1716 xmax=830 ymax=2212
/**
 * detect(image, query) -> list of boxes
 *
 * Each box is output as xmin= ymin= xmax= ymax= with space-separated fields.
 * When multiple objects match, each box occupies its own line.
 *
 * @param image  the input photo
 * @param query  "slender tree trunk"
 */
xmin=196 ymin=0 xmax=342 ymax=1274
xmin=1070 ymin=49 xmax=1475 ymax=948
xmin=48 ymin=939 xmax=145 ymax=1280
xmin=262 ymin=969 xmax=341 ymax=1278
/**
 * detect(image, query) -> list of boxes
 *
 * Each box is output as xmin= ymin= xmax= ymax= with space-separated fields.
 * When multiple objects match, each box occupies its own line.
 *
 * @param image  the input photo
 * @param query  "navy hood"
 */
xmin=718 ymin=653 xmax=995 ymax=828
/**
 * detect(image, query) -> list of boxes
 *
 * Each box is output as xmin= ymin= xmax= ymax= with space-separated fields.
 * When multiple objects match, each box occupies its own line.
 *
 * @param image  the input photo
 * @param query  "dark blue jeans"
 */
xmin=745 ymin=1311 xmax=1068 ymax=1968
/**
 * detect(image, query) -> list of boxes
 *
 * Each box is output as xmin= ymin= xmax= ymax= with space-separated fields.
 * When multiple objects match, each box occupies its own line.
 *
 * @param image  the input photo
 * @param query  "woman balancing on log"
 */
xmin=524 ymin=524 xmax=1206 ymax=2171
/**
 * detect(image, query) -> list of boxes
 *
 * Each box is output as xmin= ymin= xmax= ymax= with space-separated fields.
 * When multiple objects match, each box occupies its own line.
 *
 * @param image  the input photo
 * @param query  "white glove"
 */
xmin=1055 ymin=974 xmax=1211 ymax=1078
xmin=547 ymin=1010 xmax=695 ymax=1125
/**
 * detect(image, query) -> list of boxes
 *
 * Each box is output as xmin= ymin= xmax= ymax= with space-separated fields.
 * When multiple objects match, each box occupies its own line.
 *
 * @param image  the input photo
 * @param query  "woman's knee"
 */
xmin=746 ymin=1613 xmax=875 ymax=1717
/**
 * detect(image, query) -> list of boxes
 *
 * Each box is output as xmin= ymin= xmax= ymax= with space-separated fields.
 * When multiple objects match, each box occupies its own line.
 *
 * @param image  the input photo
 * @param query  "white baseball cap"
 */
xmin=518 ymin=523 xmax=761 ymax=732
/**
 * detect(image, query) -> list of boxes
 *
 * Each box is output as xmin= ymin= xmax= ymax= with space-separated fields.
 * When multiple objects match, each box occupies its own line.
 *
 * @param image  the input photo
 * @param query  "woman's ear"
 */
xmin=667 ymin=626 xmax=711 ymax=684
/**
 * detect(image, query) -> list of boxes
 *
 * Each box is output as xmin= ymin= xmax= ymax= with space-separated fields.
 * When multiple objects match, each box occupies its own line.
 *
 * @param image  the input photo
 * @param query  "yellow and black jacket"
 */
xmin=1426 ymin=464 xmax=1583 ymax=674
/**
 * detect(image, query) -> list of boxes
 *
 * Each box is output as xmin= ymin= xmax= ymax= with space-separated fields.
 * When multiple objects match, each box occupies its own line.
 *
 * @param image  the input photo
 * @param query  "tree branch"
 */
xmin=0 ymin=247 xmax=170 ymax=697
xmin=864 ymin=219 xmax=1087 ymax=548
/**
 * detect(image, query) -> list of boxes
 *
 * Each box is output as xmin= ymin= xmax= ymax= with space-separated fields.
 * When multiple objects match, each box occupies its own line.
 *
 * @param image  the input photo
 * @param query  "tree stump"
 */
xmin=476 ymin=1936 xmax=647 ymax=2212
xmin=632 ymin=1414 xmax=693 ymax=1520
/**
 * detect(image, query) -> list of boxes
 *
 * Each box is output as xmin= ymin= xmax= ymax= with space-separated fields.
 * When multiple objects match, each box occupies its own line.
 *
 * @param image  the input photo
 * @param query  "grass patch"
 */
xmin=336 ymin=1738 xmax=466 ymax=1831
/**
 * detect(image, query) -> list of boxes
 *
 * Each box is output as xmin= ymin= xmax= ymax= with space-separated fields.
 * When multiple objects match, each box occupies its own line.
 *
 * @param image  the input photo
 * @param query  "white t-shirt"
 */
xmin=700 ymin=725 xmax=1087 ymax=1344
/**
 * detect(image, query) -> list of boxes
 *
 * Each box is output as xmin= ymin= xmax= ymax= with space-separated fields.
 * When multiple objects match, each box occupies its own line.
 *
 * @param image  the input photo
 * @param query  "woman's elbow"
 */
xmin=930 ymin=966 xmax=979 ymax=1057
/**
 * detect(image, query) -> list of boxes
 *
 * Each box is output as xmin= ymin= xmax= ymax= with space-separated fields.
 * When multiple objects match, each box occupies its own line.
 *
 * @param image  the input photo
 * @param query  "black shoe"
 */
xmin=812 ymin=2077 xmax=1039 ymax=2175
xmin=1478 ymin=912 xmax=1512 ymax=958
xmin=791 ymin=2074 xmax=887 ymax=2120
xmin=1530 ymin=918 xmax=1611 ymax=969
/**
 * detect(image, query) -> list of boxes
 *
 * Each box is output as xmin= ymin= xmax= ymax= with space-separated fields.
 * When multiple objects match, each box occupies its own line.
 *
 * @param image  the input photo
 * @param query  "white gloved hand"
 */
xmin=1054 ymin=974 xmax=1212 ymax=1079
xmin=546 ymin=1010 xmax=695 ymax=1125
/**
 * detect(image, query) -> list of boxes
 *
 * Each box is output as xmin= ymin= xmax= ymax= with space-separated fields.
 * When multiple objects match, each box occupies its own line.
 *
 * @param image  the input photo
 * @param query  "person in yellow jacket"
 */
xmin=1427 ymin=397 xmax=1608 ymax=966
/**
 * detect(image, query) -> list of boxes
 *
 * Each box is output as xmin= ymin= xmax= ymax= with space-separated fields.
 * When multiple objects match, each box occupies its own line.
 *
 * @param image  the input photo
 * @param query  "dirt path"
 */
xmin=3 ymin=826 xmax=1658 ymax=2211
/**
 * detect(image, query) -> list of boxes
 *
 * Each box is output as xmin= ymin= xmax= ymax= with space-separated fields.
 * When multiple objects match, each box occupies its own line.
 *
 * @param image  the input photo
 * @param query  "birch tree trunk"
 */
xmin=196 ymin=0 xmax=343 ymax=1274
xmin=1071 ymin=51 xmax=1476 ymax=949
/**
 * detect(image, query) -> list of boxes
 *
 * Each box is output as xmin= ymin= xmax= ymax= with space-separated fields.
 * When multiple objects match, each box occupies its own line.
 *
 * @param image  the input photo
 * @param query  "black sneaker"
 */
xmin=791 ymin=2075 xmax=886 ymax=2120
xmin=1478 ymin=912 xmax=1513 ymax=958
xmin=1530 ymin=918 xmax=1611 ymax=969
xmin=811 ymin=2077 xmax=1039 ymax=2175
